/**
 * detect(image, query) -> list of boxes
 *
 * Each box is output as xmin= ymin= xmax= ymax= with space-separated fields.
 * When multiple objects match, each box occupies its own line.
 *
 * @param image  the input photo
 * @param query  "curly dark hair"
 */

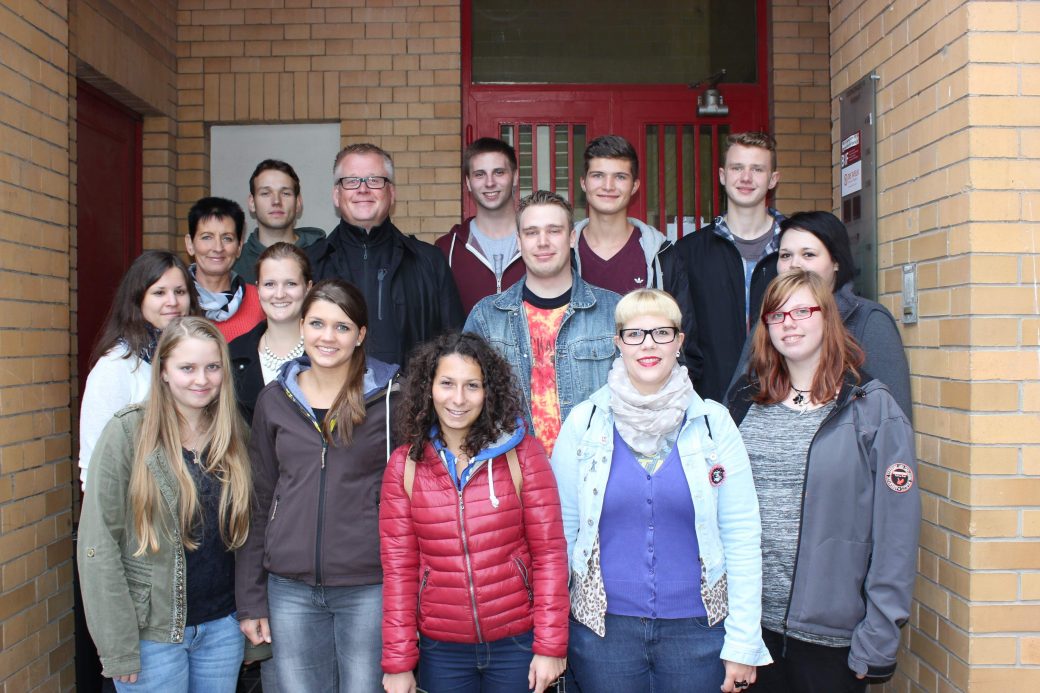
xmin=397 ymin=332 xmax=523 ymax=461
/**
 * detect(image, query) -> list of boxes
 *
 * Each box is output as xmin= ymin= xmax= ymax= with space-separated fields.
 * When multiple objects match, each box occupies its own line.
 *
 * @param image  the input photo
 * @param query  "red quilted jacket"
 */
xmin=379 ymin=434 xmax=569 ymax=674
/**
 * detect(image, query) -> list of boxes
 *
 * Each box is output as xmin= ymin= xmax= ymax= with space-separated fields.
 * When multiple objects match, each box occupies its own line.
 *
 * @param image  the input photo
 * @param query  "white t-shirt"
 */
xmin=78 ymin=344 xmax=152 ymax=490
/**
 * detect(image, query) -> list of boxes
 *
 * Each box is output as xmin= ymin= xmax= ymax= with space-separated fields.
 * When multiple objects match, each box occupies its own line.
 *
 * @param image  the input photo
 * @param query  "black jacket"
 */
xmin=674 ymin=221 xmax=779 ymax=402
xmin=228 ymin=320 xmax=268 ymax=426
xmin=308 ymin=218 xmax=465 ymax=365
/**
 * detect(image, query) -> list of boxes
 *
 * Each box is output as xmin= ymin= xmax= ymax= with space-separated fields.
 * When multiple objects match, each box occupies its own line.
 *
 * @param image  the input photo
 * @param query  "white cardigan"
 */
xmin=78 ymin=344 xmax=152 ymax=490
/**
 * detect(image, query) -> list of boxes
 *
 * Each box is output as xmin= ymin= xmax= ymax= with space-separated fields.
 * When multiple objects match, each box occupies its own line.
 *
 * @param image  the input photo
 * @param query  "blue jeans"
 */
xmin=113 ymin=612 xmax=243 ymax=693
xmin=267 ymin=574 xmax=382 ymax=693
xmin=568 ymin=614 xmax=725 ymax=693
xmin=418 ymin=630 xmax=535 ymax=693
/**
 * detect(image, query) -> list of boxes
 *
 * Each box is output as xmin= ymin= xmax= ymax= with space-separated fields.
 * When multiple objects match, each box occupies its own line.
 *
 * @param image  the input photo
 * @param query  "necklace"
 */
xmin=791 ymin=386 xmax=811 ymax=406
xmin=261 ymin=334 xmax=304 ymax=372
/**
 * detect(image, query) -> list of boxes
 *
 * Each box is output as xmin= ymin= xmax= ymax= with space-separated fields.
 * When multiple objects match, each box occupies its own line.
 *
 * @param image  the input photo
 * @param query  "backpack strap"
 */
xmin=505 ymin=448 xmax=522 ymax=504
xmin=403 ymin=453 xmax=417 ymax=500
xmin=702 ymin=414 xmax=713 ymax=441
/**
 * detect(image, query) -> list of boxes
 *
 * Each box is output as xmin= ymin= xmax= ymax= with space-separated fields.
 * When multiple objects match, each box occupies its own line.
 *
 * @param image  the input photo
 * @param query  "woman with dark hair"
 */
xmin=79 ymin=250 xmax=199 ymax=489
xmin=236 ymin=279 xmax=400 ymax=693
xmin=380 ymin=332 xmax=568 ymax=693
xmin=552 ymin=289 xmax=769 ymax=693
xmin=728 ymin=269 xmax=919 ymax=692
xmin=727 ymin=211 xmax=912 ymax=421
xmin=229 ymin=242 xmax=313 ymax=424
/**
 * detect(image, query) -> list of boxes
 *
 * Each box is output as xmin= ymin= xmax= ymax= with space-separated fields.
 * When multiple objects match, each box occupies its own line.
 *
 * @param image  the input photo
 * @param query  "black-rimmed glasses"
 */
xmin=618 ymin=326 xmax=678 ymax=345
xmin=336 ymin=175 xmax=392 ymax=190
xmin=762 ymin=306 xmax=822 ymax=325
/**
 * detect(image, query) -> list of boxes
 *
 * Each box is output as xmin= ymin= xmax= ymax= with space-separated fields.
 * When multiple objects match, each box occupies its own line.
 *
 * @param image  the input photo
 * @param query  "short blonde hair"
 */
xmin=614 ymin=289 xmax=682 ymax=332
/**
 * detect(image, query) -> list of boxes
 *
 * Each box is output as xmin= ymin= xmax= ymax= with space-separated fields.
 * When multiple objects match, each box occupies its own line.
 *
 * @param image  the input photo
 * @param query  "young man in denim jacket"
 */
xmin=464 ymin=190 xmax=620 ymax=457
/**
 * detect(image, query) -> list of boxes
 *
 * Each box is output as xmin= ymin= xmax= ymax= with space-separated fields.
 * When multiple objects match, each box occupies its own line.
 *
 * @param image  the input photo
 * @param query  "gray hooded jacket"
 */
xmin=729 ymin=375 xmax=919 ymax=680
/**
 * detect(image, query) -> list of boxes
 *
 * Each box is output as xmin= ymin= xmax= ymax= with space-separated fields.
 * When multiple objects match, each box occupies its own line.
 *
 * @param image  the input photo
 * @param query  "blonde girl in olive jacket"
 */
xmin=78 ymin=317 xmax=252 ymax=692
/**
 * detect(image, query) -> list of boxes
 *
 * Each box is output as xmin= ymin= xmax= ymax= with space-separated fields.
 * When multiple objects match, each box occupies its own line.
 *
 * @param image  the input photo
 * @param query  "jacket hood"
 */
xmin=572 ymin=217 xmax=670 ymax=290
xmin=430 ymin=418 xmax=526 ymax=463
xmin=243 ymin=226 xmax=325 ymax=254
xmin=834 ymin=281 xmax=861 ymax=322
xmin=428 ymin=419 xmax=527 ymax=508
xmin=279 ymin=354 xmax=400 ymax=417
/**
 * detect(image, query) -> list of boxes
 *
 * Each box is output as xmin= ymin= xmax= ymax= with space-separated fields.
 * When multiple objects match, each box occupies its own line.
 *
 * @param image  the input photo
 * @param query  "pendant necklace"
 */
xmin=791 ymin=386 xmax=811 ymax=407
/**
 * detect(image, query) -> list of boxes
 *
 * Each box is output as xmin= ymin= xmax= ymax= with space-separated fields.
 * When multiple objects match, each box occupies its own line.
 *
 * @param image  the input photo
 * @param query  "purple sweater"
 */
xmin=599 ymin=428 xmax=706 ymax=619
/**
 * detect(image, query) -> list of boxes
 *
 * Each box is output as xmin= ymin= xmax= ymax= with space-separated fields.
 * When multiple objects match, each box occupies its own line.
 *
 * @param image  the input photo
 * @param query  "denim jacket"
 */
xmin=550 ymin=384 xmax=772 ymax=667
xmin=464 ymin=272 xmax=620 ymax=430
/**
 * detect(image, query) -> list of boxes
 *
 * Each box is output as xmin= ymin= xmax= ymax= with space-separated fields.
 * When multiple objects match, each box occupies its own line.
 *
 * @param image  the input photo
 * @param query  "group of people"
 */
xmin=76 ymin=132 xmax=919 ymax=693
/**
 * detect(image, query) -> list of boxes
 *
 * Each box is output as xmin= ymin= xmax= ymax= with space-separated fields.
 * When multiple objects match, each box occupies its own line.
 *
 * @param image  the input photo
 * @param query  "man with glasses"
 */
xmin=465 ymin=190 xmax=620 ymax=456
xmin=309 ymin=143 xmax=463 ymax=365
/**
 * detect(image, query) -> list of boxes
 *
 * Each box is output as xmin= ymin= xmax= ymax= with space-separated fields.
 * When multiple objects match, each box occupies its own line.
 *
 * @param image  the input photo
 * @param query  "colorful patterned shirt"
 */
xmin=524 ymin=297 xmax=568 ymax=456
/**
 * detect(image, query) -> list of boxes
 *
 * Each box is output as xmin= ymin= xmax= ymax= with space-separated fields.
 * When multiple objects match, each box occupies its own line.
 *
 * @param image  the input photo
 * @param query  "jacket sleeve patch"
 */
xmin=884 ymin=462 xmax=914 ymax=493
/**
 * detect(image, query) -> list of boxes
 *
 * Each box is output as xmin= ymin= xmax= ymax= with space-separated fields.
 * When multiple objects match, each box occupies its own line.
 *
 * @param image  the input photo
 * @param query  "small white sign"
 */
xmin=841 ymin=160 xmax=862 ymax=196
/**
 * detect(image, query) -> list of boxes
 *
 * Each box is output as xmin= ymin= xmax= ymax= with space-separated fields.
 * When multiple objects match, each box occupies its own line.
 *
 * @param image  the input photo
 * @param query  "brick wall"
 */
xmin=176 ymin=0 xmax=463 ymax=241
xmin=832 ymin=1 xmax=1040 ymax=690
xmin=770 ymin=0 xmax=831 ymax=213
xmin=0 ymin=2 xmax=75 ymax=690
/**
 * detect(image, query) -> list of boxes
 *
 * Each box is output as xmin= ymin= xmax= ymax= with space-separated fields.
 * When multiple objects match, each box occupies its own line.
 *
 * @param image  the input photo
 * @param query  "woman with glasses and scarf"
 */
xmin=551 ymin=289 xmax=770 ymax=693
xmin=728 ymin=269 xmax=918 ymax=692
xmin=185 ymin=196 xmax=265 ymax=342
xmin=79 ymin=250 xmax=199 ymax=490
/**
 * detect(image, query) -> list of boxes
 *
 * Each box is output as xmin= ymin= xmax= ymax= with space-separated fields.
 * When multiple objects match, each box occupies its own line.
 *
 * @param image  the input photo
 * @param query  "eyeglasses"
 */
xmin=336 ymin=176 xmax=392 ymax=190
xmin=618 ymin=326 xmax=678 ymax=345
xmin=762 ymin=306 xmax=822 ymax=325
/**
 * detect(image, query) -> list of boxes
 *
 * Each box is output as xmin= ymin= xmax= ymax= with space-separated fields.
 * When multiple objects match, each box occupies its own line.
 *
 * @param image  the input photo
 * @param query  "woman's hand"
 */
xmin=721 ymin=660 xmax=756 ymax=692
xmin=529 ymin=654 xmax=566 ymax=693
xmin=114 ymin=674 xmax=139 ymax=684
xmin=239 ymin=617 xmax=271 ymax=646
xmin=382 ymin=671 xmax=417 ymax=693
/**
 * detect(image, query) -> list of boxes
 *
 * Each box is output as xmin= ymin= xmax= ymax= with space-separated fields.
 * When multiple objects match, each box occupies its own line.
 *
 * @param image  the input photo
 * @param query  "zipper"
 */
xmin=376 ymin=268 xmax=388 ymax=320
xmin=495 ymin=274 xmax=502 ymax=294
xmin=281 ymin=386 xmax=331 ymax=587
xmin=513 ymin=556 xmax=534 ymax=605
xmin=417 ymin=566 xmax=431 ymax=617
xmin=315 ymin=442 xmax=328 ymax=584
xmin=362 ymin=240 xmax=368 ymax=261
xmin=457 ymin=490 xmax=484 ymax=642
xmin=781 ymin=397 xmax=846 ymax=655
xmin=270 ymin=495 xmax=280 ymax=522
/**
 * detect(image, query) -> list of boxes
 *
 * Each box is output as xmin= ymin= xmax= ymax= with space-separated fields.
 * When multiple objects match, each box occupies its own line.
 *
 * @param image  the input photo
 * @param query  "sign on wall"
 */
xmin=838 ymin=75 xmax=878 ymax=301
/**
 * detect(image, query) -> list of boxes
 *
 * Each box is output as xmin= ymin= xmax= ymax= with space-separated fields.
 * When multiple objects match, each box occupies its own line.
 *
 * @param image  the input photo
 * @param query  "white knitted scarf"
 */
xmin=607 ymin=358 xmax=693 ymax=457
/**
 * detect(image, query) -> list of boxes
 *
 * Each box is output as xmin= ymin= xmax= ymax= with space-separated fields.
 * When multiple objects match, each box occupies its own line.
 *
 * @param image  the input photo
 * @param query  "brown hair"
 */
xmin=724 ymin=131 xmax=778 ymax=171
xmin=516 ymin=189 xmax=574 ymax=232
xmin=255 ymin=241 xmax=313 ymax=286
xmin=748 ymin=269 xmax=864 ymax=405
xmin=300 ymin=279 xmax=369 ymax=445
xmin=90 ymin=250 xmax=201 ymax=368
xmin=396 ymin=332 xmax=523 ymax=461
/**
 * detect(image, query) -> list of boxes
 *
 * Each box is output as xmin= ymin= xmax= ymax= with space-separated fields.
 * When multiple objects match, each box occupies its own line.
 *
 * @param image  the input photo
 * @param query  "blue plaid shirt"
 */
xmin=711 ymin=208 xmax=784 ymax=327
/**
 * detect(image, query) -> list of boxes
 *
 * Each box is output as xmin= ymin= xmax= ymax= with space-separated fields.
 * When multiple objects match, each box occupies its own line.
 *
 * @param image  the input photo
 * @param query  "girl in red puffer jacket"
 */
xmin=380 ymin=332 xmax=569 ymax=693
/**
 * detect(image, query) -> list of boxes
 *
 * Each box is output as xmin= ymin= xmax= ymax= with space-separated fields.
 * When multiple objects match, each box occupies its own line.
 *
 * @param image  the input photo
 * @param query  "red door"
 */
xmin=75 ymin=81 xmax=142 ymax=393
xmin=462 ymin=0 xmax=771 ymax=237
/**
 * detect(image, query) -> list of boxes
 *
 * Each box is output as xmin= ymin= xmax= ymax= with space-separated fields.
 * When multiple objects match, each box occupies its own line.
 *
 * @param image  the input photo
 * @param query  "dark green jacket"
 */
xmin=77 ymin=406 xmax=264 ymax=677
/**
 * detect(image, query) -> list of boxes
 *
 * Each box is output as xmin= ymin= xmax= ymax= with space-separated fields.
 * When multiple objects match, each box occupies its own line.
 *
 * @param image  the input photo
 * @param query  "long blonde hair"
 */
xmin=129 ymin=317 xmax=251 ymax=556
